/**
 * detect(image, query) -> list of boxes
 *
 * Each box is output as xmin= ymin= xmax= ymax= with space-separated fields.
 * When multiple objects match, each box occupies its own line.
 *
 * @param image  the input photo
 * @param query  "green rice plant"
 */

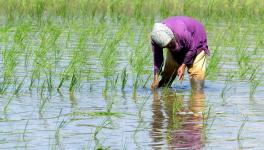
xmin=14 ymin=78 xmax=25 ymax=95
xmin=57 ymin=30 xmax=88 ymax=91
xmin=129 ymin=29 xmax=150 ymax=76
xmin=249 ymin=74 xmax=261 ymax=98
xmin=202 ymin=106 xmax=216 ymax=142
xmin=220 ymin=84 xmax=231 ymax=105
xmin=3 ymin=95 xmax=14 ymax=114
xmin=0 ymin=81 xmax=9 ymax=94
xmin=30 ymin=29 xmax=51 ymax=90
xmin=62 ymin=66 xmax=82 ymax=93
xmin=93 ymin=119 xmax=111 ymax=149
xmin=1 ymin=0 xmax=264 ymax=23
xmin=237 ymin=114 xmax=248 ymax=141
xmin=2 ymin=46 xmax=19 ymax=81
xmin=69 ymin=72 xmax=78 ymax=93
xmin=110 ymin=74 xmax=119 ymax=90
xmin=24 ymin=43 xmax=33 ymax=71
xmin=121 ymin=67 xmax=128 ymax=90
xmin=132 ymin=74 xmax=140 ymax=97
xmin=47 ymin=24 xmax=62 ymax=61
xmin=22 ymin=119 xmax=30 ymax=142
xmin=133 ymin=93 xmax=150 ymax=141
xmin=55 ymin=119 xmax=68 ymax=145
xmin=142 ymin=73 xmax=151 ymax=88
xmin=172 ymin=93 xmax=183 ymax=119
xmin=0 ymin=25 xmax=11 ymax=45
xmin=129 ymin=28 xmax=151 ymax=92
xmin=100 ymin=27 xmax=124 ymax=78
xmin=55 ymin=0 xmax=69 ymax=19
xmin=100 ymin=26 xmax=125 ymax=93
xmin=220 ymin=72 xmax=234 ymax=105
xmin=45 ymin=68 xmax=53 ymax=93
xmin=40 ymin=80 xmax=46 ymax=98
xmin=39 ymin=96 xmax=48 ymax=114
xmin=161 ymin=92 xmax=183 ymax=136
xmin=14 ymin=23 xmax=31 ymax=49
xmin=57 ymin=77 xmax=65 ymax=91
xmin=206 ymin=46 xmax=221 ymax=80
xmin=34 ymin=0 xmax=45 ymax=23
xmin=65 ymin=29 xmax=71 ymax=48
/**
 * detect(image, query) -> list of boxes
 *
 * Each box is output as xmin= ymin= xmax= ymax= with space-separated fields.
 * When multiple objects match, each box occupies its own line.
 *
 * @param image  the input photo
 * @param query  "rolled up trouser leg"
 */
xmin=187 ymin=50 xmax=207 ymax=91
xmin=158 ymin=50 xmax=179 ymax=87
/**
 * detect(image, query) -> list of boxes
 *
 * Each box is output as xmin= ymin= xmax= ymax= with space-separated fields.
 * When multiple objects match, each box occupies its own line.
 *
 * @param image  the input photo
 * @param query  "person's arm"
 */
xmin=151 ymin=40 xmax=163 ymax=90
xmin=177 ymin=29 xmax=196 ymax=81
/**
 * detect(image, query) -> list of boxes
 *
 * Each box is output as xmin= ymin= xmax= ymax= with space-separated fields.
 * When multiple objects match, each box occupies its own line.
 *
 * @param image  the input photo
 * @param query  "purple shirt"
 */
xmin=152 ymin=16 xmax=210 ymax=74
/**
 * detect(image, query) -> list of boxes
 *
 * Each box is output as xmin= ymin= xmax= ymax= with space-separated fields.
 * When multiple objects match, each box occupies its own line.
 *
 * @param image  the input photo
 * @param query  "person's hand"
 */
xmin=151 ymin=74 xmax=159 ymax=90
xmin=177 ymin=64 xmax=186 ymax=81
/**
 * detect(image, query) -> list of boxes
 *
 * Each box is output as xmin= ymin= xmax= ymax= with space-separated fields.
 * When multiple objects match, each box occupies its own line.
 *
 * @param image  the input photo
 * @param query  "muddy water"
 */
xmin=0 ymin=22 xmax=264 ymax=150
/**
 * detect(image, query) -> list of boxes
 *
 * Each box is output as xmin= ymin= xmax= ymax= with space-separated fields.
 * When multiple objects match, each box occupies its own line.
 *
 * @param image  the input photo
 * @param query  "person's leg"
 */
xmin=187 ymin=50 xmax=207 ymax=91
xmin=158 ymin=50 xmax=179 ymax=87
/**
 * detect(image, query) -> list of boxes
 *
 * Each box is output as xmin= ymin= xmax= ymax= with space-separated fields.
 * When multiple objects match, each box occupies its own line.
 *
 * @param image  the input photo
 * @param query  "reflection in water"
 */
xmin=151 ymin=89 xmax=205 ymax=149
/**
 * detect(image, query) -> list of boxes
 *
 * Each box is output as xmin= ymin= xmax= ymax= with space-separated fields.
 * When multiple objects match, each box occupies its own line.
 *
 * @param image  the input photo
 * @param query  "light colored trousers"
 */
xmin=159 ymin=50 xmax=207 ymax=91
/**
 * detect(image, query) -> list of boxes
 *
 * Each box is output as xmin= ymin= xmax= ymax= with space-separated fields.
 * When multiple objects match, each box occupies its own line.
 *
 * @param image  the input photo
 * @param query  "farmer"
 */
xmin=150 ymin=16 xmax=209 ymax=91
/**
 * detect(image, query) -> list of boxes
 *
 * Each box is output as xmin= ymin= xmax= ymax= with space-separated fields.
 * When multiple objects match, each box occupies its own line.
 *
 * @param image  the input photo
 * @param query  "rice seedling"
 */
xmin=129 ymin=27 xmax=151 ymax=93
xmin=206 ymin=45 xmax=222 ymax=80
xmin=220 ymin=71 xmax=235 ymax=105
xmin=57 ymin=30 xmax=89 ymax=92
xmin=55 ymin=119 xmax=68 ymax=145
xmin=93 ymin=119 xmax=112 ymax=150
xmin=236 ymin=47 xmax=251 ymax=80
xmin=3 ymin=95 xmax=14 ymax=114
xmin=14 ymin=23 xmax=30 ymax=50
xmin=2 ymin=46 xmax=19 ymax=81
xmin=0 ymin=81 xmax=9 ymax=94
xmin=69 ymin=72 xmax=78 ymax=93
xmin=120 ymin=67 xmax=128 ymax=90
xmin=249 ymin=79 xmax=261 ymax=98
xmin=133 ymin=93 xmax=150 ymax=138
xmin=30 ymin=31 xmax=50 ymax=90
xmin=172 ymin=94 xmax=183 ymax=121
xmin=142 ymin=73 xmax=151 ymax=88
xmin=14 ymin=78 xmax=25 ymax=95
xmin=100 ymin=26 xmax=125 ymax=93
xmin=45 ymin=68 xmax=53 ymax=93
xmin=39 ymin=96 xmax=48 ymax=114
xmin=132 ymin=74 xmax=140 ymax=97
xmin=202 ymin=106 xmax=216 ymax=142
xmin=22 ymin=119 xmax=30 ymax=142
xmin=237 ymin=114 xmax=248 ymax=141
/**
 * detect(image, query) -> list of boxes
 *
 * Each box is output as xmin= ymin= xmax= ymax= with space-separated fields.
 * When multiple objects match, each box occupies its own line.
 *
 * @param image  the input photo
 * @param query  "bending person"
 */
xmin=150 ymin=16 xmax=210 ymax=91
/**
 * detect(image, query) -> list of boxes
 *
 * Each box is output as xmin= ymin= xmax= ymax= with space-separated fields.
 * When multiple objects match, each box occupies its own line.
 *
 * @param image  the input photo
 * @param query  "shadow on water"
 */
xmin=150 ymin=88 xmax=205 ymax=149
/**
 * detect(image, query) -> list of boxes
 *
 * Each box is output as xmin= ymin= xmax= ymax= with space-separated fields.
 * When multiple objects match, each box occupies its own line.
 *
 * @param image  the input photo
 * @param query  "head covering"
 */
xmin=151 ymin=23 xmax=174 ymax=47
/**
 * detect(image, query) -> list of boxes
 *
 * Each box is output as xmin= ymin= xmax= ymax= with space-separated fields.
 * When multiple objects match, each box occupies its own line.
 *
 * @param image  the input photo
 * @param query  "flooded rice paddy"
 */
xmin=0 ymin=18 xmax=264 ymax=150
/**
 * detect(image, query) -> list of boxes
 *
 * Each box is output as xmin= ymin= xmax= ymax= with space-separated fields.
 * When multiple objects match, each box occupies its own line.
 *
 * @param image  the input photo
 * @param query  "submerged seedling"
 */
xmin=55 ymin=119 xmax=68 ymax=145
xmin=3 ymin=95 xmax=14 ymax=114
xmin=93 ymin=119 xmax=112 ymax=149
xmin=237 ymin=115 xmax=248 ymax=141
xmin=23 ymin=119 xmax=30 ymax=142
xmin=202 ymin=106 xmax=216 ymax=142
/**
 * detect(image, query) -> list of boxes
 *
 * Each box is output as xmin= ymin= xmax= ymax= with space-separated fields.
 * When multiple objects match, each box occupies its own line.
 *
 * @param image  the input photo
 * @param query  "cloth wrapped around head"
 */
xmin=151 ymin=23 xmax=174 ymax=47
